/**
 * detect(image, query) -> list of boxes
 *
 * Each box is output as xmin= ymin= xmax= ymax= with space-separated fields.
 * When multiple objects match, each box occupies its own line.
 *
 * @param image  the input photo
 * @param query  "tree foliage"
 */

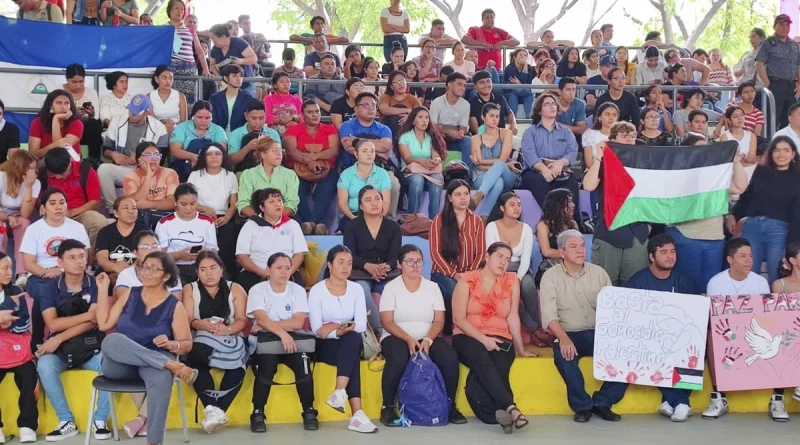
xmin=270 ymin=0 xmax=435 ymax=60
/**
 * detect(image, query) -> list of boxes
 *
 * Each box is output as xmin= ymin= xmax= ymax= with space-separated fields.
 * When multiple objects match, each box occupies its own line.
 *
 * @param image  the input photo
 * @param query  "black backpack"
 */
xmin=39 ymin=160 xmax=94 ymax=201
xmin=465 ymin=371 xmax=499 ymax=425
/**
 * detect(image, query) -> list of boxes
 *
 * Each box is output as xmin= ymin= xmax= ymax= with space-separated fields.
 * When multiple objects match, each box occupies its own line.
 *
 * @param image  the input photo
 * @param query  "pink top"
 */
xmin=263 ymin=93 xmax=303 ymax=126
xmin=453 ymin=270 xmax=515 ymax=340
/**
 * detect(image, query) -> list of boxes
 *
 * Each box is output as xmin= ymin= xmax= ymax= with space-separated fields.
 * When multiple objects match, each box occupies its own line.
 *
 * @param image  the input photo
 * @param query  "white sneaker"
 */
xmin=326 ymin=388 xmax=348 ymax=413
xmin=658 ymin=401 xmax=674 ymax=418
xmin=793 ymin=387 xmax=800 ymax=402
xmin=671 ymin=404 xmax=693 ymax=422
xmin=348 ymin=410 xmax=378 ymax=433
xmin=702 ymin=392 xmax=729 ymax=419
xmin=20 ymin=427 xmax=37 ymax=443
xmin=770 ymin=394 xmax=790 ymax=422
xmin=92 ymin=421 xmax=111 ymax=440
xmin=1 ymin=430 xmax=6 ymax=444
xmin=201 ymin=405 xmax=229 ymax=434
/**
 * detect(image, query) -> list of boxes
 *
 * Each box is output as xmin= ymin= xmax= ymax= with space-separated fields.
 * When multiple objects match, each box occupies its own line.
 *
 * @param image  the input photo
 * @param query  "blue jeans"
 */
xmin=242 ymin=83 xmax=256 ymax=97
xmin=505 ymin=89 xmax=533 ymax=119
xmin=474 ymin=162 xmax=516 ymax=216
xmin=659 ymin=387 xmax=691 ymax=408
xmin=667 ymin=226 xmax=724 ymax=292
xmin=406 ymin=173 xmax=443 ymax=217
xmin=431 ymin=273 xmax=457 ymax=335
xmin=355 ymin=280 xmax=383 ymax=333
xmin=37 ymin=352 xmax=110 ymax=422
xmin=383 ymin=35 xmax=407 ymax=64
xmin=486 ymin=66 xmax=501 ymax=84
xmin=297 ymin=172 xmax=339 ymax=224
xmin=742 ymin=216 xmax=789 ymax=284
xmin=552 ymin=330 xmax=628 ymax=413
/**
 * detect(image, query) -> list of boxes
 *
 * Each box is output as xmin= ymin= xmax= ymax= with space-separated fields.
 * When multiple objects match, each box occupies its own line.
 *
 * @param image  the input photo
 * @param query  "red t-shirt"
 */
xmin=28 ymin=117 xmax=84 ymax=157
xmin=744 ymin=108 xmax=764 ymax=134
xmin=467 ymin=26 xmax=510 ymax=69
xmin=44 ymin=0 xmax=65 ymax=12
xmin=282 ymin=123 xmax=339 ymax=169
xmin=48 ymin=161 xmax=101 ymax=209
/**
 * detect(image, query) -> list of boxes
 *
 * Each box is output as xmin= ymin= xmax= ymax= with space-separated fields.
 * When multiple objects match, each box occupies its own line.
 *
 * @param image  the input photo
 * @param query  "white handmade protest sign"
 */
xmin=593 ymin=286 xmax=709 ymax=389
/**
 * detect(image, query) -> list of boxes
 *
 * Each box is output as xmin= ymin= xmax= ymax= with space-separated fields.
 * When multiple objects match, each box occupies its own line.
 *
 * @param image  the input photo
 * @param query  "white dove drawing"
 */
xmin=744 ymin=318 xmax=783 ymax=366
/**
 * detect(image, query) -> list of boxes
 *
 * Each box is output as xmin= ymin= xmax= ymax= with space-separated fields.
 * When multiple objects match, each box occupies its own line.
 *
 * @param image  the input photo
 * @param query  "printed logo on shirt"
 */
xmin=109 ymin=245 xmax=136 ymax=265
xmin=171 ymin=230 xmax=205 ymax=245
xmin=45 ymin=237 xmax=68 ymax=257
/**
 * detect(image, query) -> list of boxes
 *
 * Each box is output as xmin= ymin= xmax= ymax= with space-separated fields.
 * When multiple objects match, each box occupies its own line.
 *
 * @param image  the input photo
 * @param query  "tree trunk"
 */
xmin=428 ymin=0 xmax=465 ymax=37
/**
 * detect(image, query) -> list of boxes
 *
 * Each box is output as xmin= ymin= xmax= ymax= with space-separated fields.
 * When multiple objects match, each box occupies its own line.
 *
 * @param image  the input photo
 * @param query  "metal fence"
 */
xmin=1 ymin=66 xmax=776 ymax=136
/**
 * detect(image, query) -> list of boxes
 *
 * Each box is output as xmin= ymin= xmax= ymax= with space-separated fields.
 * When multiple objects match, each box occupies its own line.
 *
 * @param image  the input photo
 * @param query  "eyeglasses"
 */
xmin=141 ymin=265 xmax=164 ymax=274
xmin=143 ymin=153 xmax=162 ymax=159
xmin=392 ymin=79 xmax=407 ymax=85
xmin=359 ymin=103 xmax=377 ymax=109
xmin=402 ymin=259 xmax=424 ymax=268
xmin=137 ymin=243 xmax=160 ymax=250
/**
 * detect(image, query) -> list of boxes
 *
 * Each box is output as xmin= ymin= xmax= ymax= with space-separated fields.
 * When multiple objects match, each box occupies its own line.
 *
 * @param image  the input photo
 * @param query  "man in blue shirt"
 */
xmin=555 ymin=77 xmax=587 ymax=141
xmin=586 ymin=55 xmax=615 ymax=106
xmin=520 ymin=92 xmax=581 ymax=223
xmin=36 ymin=239 xmax=112 ymax=442
xmin=624 ymin=233 xmax=698 ymax=422
xmin=338 ymin=92 xmax=394 ymax=168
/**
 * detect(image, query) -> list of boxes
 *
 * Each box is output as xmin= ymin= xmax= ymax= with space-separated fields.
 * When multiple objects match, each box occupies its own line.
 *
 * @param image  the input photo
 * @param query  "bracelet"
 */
xmin=593 ymin=156 xmax=602 ymax=162
xmin=423 ymin=337 xmax=434 ymax=346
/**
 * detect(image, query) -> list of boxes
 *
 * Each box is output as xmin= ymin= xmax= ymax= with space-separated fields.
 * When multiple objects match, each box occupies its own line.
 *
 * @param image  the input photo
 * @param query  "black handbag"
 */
xmin=54 ymin=284 xmax=103 ymax=368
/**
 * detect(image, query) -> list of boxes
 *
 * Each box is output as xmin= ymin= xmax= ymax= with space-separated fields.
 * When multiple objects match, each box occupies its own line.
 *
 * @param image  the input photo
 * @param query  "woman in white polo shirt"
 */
xmin=235 ymin=188 xmax=308 ymax=292
xmin=155 ymin=183 xmax=219 ymax=284
xmin=188 ymin=143 xmax=239 ymax=278
xmin=377 ymin=244 xmax=466 ymax=427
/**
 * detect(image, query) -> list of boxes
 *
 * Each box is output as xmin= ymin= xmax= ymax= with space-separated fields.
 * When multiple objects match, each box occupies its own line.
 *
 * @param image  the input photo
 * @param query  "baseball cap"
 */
xmin=127 ymin=94 xmax=152 ymax=116
xmin=775 ymin=14 xmax=793 ymax=26
xmin=599 ymin=55 xmax=615 ymax=66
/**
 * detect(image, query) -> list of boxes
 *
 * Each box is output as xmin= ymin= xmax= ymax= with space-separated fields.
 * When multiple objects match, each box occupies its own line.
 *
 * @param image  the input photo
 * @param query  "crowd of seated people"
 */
xmin=6 ymin=4 xmax=800 ymax=442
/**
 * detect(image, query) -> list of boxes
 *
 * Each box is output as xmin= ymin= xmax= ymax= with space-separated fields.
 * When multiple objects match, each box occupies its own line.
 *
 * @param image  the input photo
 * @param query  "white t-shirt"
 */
xmin=308 ymin=280 xmax=367 ymax=339
xmin=187 ymin=170 xmax=238 ymax=215
xmin=444 ymin=60 xmax=476 ymax=77
xmin=582 ymin=128 xmax=609 ymax=158
xmin=0 ymin=172 xmax=41 ymax=213
xmin=706 ymin=270 xmax=770 ymax=296
xmin=154 ymin=213 xmax=219 ymax=265
xmin=246 ymin=281 xmax=308 ymax=321
xmin=115 ymin=265 xmax=183 ymax=294
xmin=379 ymin=276 xmax=445 ymax=341
xmin=19 ymin=218 xmax=90 ymax=269
xmin=235 ymin=215 xmax=308 ymax=270
xmin=380 ymin=8 xmax=409 ymax=35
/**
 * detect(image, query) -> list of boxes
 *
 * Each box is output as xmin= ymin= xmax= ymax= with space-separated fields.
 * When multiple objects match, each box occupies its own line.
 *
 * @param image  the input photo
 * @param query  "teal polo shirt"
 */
xmin=337 ymin=164 xmax=391 ymax=213
xmin=169 ymin=120 xmax=228 ymax=148
xmin=228 ymin=124 xmax=282 ymax=154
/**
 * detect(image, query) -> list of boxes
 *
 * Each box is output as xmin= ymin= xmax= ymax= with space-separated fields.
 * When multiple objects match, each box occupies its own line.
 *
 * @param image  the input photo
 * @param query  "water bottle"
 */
xmin=112 ymin=8 xmax=120 ymax=26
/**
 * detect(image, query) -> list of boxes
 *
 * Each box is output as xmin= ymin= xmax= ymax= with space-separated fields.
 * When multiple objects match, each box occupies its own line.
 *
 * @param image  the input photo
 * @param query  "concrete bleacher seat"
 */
xmin=2 ymin=355 xmax=794 ymax=436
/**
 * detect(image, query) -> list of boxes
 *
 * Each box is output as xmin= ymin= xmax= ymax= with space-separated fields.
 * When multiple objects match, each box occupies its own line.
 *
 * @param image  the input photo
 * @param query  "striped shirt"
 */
xmin=173 ymin=25 xmax=195 ymax=62
xmin=429 ymin=211 xmax=486 ymax=277
xmin=744 ymin=107 xmax=764 ymax=134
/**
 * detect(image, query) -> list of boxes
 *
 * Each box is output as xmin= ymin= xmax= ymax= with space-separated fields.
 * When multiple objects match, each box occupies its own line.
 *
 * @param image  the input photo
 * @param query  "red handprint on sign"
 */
xmin=625 ymin=362 xmax=646 ymax=384
xmin=686 ymin=346 xmax=699 ymax=369
xmin=649 ymin=364 xmax=671 ymax=384
xmin=596 ymin=360 xmax=619 ymax=378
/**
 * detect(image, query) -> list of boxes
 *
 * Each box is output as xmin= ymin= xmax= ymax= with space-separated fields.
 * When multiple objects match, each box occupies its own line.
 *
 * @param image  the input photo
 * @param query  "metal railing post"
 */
xmin=763 ymin=87 xmax=777 ymax=136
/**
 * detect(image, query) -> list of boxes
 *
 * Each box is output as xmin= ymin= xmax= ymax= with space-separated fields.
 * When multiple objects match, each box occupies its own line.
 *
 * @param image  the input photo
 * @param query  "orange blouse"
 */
xmin=454 ymin=270 xmax=515 ymax=340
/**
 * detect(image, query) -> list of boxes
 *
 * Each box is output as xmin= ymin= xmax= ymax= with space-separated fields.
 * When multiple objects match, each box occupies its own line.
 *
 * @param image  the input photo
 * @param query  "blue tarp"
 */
xmin=0 ymin=17 xmax=173 ymax=69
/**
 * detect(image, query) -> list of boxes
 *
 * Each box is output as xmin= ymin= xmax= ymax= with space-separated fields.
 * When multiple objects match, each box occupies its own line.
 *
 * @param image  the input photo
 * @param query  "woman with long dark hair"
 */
xmin=556 ymin=47 xmax=587 ymax=84
xmin=28 ymin=90 xmax=83 ymax=160
xmin=452 ymin=242 xmax=536 ymax=433
xmin=583 ymin=102 xmax=618 ymax=169
xmin=181 ymin=251 xmax=248 ymax=434
xmin=396 ymin=106 xmax=446 ymax=216
xmin=308 ymin=245 xmax=378 ymax=433
xmin=379 ymin=70 xmax=421 ymax=135
xmin=378 ymin=244 xmax=466 ymax=427
xmin=149 ymin=65 xmax=188 ymax=135
xmin=400 ymin=61 xmax=424 ymax=99
xmin=640 ymin=84 xmax=674 ymax=133
xmin=123 ymin=142 xmax=180 ymax=229
xmin=731 ymin=136 xmax=800 ymax=284
xmin=503 ymin=49 xmax=536 ymax=118
xmin=638 ymin=107 xmax=674 ymax=146
xmin=534 ymin=188 xmax=578 ymax=286
xmin=264 ymin=71 xmax=303 ymax=136
xmin=169 ymin=100 xmax=228 ymax=181
xmin=188 ymin=143 xmax=239 ymax=277
xmin=429 ymin=179 xmax=485 ymax=334
xmin=470 ymin=103 xmax=516 ymax=216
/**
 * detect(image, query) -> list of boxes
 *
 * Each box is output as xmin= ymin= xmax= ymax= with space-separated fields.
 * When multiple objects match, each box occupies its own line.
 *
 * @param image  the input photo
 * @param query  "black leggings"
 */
xmin=81 ymin=117 xmax=104 ymax=160
xmin=316 ymin=331 xmax=363 ymax=398
xmin=216 ymin=220 xmax=239 ymax=281
xmin=192 ymin=366 xmax=246 ymax=413
xmin=452 ymin=334 xmax=516 ymax=411
xmin=251 ymin=353 xmax=315 ymax=411
xmin=0 ymin=360 xmax=38 ymax=430
xmin=380 ymin=335 xmax=459 ymax=406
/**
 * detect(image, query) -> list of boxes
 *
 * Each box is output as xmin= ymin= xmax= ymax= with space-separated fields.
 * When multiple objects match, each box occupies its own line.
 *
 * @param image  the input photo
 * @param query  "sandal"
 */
xmin=495 ymin=409 xmax=513 ymax=434
xmin=508 ymin=406 xmax=529 ymax=429
xmin=174 ymin=364 xmax=199 ymax=385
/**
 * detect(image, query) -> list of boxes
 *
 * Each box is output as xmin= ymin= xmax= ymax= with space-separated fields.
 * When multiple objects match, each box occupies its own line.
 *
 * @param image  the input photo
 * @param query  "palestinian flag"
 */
xmin=672 ymin=367 xmax=704 ymax=390
xmin=604 ymin=141 xmax=739 ymax=231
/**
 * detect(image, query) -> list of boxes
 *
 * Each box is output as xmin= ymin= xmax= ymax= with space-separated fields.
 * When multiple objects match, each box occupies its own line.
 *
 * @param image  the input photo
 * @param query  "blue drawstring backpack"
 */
xmin=397 ymin=352 xmax=449 ymax=426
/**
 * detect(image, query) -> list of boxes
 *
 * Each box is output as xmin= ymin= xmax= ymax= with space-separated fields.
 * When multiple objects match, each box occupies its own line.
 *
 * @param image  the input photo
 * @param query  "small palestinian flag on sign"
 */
xmin=603 ymin=141 xmax=739 ymax=231
xmin=672 ymin=366 xmax=704 ymax=390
